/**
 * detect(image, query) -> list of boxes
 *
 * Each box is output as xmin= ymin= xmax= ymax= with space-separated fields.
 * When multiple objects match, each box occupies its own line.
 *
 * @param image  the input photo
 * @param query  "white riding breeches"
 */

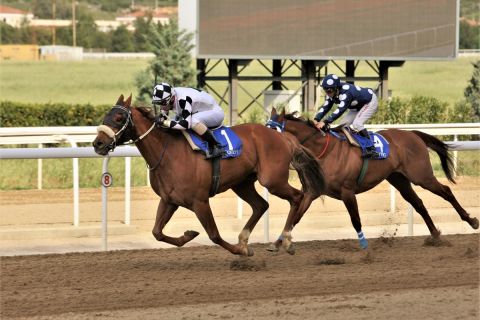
xmin=191 ymin=105 xmax=224 ymax=129
xmin=340 ymin=93 xmax=378 ymax=131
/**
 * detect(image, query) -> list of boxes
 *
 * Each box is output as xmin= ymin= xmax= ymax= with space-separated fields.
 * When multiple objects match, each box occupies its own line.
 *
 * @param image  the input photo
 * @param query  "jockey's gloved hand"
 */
xmin=154 ymin=113 xmax=168 ymax=127
xmin=322 ymin=122 xmax=331 ymax=132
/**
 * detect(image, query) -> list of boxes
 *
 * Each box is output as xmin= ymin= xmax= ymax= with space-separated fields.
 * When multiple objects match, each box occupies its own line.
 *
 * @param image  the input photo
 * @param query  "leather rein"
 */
xmin=277 ymin=119 xmax=330 ymax=159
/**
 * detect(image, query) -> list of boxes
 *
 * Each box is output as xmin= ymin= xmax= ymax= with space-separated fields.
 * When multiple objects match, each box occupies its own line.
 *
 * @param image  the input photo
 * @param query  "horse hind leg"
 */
xmin=387 ymin=173 xmax=441 ymax=238
xmin=232 ymin=180 xmax=269 ymax=256
xmin=192 ymin=199 xmax=251 ymax=256
xmin=341 ymin=188 xmax=368 ymax=249
xmin=152 ymin=199 xmax=200 ymax=247
xmin=416 ymin=176 xmax=479 ymax=230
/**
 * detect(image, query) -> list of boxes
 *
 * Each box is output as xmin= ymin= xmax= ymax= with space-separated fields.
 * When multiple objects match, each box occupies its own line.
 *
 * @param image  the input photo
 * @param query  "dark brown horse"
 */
xmin=267 ymin=108 xmax=478 ymax=250
xmin=92 ymin=95 xmax=325 ymax=256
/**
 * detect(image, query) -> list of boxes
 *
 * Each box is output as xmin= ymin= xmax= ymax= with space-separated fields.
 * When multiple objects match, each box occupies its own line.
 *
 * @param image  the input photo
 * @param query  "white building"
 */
xmin=0 ymin=5 xmax=33 ymax=27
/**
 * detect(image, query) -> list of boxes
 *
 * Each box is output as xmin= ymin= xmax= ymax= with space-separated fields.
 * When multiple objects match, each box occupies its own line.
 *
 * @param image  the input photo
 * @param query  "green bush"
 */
xmin=372 ymin=95 xmax=449 ymax=124
xmin=0 ymin=101 xmax=111 ymax=127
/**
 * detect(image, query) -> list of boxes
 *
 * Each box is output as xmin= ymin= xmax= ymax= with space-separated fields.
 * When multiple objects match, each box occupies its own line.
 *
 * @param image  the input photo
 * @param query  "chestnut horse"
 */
xmin=93 ymin=95 xmax=325 ymax=256
xmin=267 ymin=108 xmax=478 ymax=250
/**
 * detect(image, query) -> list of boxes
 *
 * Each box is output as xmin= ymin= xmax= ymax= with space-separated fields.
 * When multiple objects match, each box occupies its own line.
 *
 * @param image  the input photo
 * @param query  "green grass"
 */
xmin=0 ymin=60 xmax=149 ymax=105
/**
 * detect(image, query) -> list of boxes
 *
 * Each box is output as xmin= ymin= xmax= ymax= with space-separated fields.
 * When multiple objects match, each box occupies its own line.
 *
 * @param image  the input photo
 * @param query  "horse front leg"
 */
xmin=232 ymin=180 xmax=269 ymax=256
xmin=152 ymin=198 xmax=200 ymax=247
xmin=193 ymin=199 xmax=251 ymax=256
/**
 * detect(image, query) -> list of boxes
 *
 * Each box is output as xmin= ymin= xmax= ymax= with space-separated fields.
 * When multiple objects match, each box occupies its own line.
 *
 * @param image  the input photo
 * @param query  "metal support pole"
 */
xmin=101 ymin=157 xmax=110 ymax=251
xmin=228 ymin=59 xmax=238 ymax=125
xmin=125 ymin=157 xmax=131 ymax=225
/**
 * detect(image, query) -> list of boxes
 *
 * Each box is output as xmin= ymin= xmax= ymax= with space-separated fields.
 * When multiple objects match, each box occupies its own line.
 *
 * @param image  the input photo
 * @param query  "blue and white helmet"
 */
xmin=152 ymin=82 xmax=174 ymax=106
xmin=321 ymin=74 xmax=340 ymax=90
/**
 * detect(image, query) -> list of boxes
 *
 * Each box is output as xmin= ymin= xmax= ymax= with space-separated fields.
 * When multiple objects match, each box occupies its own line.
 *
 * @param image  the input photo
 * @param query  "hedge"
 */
xmin=0 ymin=101 xmax=112 ymax=127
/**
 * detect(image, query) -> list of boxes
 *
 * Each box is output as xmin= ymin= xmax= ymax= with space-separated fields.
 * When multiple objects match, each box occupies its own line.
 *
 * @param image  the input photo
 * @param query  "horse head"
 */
xmin=93 ymin=94 xmax=135 ymax=155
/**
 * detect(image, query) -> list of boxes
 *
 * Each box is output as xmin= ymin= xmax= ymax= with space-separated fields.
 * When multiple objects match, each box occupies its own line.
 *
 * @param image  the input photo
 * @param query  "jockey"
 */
xmin=313 ymin=74 xmax=379 ymax=158
xmin=152 ymin=83 xmax=225 ymax=159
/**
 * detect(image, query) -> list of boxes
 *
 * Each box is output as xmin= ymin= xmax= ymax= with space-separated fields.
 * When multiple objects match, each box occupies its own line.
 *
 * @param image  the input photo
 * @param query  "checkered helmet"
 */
xmin=321 ymin=74 xmax=341 ymax=90
xmin=152 ymin=82 xmax=174 ymax=106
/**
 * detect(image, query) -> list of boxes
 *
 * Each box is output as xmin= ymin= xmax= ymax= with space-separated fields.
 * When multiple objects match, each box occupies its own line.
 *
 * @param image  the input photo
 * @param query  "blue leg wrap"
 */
xmin=357 ymin=231 xmax=369 ymax=249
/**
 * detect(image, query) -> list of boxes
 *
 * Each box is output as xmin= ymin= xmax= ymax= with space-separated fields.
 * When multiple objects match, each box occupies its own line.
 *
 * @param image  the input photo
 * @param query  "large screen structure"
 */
xmin=196 ymin=0 xmax=458 ymax=60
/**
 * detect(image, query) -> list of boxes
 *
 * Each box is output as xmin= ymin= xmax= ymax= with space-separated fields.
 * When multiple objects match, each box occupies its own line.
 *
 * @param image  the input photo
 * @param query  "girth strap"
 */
xmin=209 ymin=157 xmax=221 ymax=197
xmin=357 ymin=159 xmax=369 ymax=185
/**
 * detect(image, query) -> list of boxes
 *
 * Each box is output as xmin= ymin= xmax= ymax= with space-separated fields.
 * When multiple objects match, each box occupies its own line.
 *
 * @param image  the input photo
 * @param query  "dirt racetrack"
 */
xmin=1 ymin=233 xmax=479 ymax=320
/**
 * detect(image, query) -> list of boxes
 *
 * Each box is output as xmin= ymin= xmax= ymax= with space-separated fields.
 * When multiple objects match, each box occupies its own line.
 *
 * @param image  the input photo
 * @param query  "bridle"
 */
xmin=266 ymin=116 xmax=330 ymax=159
xmin=97 ymin=105 xmax=155 ymax=153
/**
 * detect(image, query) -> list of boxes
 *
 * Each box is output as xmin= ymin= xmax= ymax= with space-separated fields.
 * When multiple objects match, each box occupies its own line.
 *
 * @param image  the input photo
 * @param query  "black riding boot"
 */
xmin=359 ymin=129 xmax=377 ymax=158
xmin=201 ymin=130 xmax=224 ymax=159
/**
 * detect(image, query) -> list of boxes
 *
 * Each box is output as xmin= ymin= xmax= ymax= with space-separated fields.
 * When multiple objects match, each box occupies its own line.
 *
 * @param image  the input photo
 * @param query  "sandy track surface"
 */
xmin=1 ymin=234 xmax=478 ymax=320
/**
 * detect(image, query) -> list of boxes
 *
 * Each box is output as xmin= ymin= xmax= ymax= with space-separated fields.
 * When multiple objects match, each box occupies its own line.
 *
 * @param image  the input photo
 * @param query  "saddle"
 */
xmin=330 ymin=126 xmax=390 ymax=160
xmin=182 ymin=126 xmax=242 ymax=159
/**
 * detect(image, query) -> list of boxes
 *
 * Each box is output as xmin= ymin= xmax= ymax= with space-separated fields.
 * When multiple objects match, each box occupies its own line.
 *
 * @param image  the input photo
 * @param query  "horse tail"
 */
xmin=291 ymin=146 xmax=325 ymax=198
xmin=411 ymin=130 xmax=456 ymax=184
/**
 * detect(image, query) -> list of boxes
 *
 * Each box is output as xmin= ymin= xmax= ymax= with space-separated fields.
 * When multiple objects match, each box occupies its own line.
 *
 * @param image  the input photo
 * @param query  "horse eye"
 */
xmin=114 ymin=114 xmax=124 ymax=123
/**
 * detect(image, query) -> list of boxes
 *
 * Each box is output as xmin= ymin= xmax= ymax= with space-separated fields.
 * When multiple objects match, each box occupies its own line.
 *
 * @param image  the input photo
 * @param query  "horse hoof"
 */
xmin=359 ymin=238 xmax=369 ymax=250
xmin=246 ymin=247 xmax=254 ymax=256
xmin=470 ymin=217 xmax=479 ymax=229
xmin=184 ymin=230 xmax=200 ymax=239
xmin=286 ymin=243 xmax=296 ymax=255
xmin=266 ymin=243 xmax=279 ymax=252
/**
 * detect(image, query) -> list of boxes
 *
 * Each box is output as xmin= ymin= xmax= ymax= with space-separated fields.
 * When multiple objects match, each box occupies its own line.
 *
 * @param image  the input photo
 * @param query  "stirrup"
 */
xmin=362 ymin=147 xmax=378 ymax=158
xmin=205 ymin=147 xmax=224 ymax=159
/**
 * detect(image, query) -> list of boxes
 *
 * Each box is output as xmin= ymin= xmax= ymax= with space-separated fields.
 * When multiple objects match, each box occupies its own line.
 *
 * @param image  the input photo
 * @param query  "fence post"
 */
xmin=125 ymin=157 xmax=131 ymax=225
xmin=408 ymin=204 xmax=414 ymax=236
xmin=263 ymin=187 xmax=269 ymax=242
xmin=453 ymin=134 xmax=458 ymax=178
xmin=237 ymin=197 xmax=243 ymax=220
xmin=37 ymin=143 xmax=43 ymax=190
xmin=101 ymin=157 xmax=111 ymax=251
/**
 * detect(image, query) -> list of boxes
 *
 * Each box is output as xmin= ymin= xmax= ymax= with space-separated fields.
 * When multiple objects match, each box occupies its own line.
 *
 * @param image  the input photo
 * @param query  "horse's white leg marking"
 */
xmin=238 ymin=229 xmax=250 ymax=247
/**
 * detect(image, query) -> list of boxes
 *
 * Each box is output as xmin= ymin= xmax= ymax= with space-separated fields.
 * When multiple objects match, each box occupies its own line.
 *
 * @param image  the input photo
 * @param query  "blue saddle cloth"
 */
xmin=186 ymin=126 xmax=242 ymax=159
xmin=330 ymin=130 xmax=390 ymax=159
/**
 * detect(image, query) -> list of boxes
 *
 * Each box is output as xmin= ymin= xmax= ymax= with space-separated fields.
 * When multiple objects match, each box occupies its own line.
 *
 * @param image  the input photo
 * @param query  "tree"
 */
xmin=110 ymin=25 xmax=134 ymax=52
xmin=76 ymin=12 xmax=98 ymax=48
xmin=135 ymin=18 xmax=196 ymax=103
xmin=133 ymin=15 xmax=153 ymax=52
xmin=464 ymin=60 xmax=480 ymax=121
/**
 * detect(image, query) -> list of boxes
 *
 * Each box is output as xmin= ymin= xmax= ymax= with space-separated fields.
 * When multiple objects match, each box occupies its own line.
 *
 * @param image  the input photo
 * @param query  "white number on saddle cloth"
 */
xmin=373 ymin=135 xmax=384 ymax=153
xmin=221 ymin=129 xmax=233 ymax=151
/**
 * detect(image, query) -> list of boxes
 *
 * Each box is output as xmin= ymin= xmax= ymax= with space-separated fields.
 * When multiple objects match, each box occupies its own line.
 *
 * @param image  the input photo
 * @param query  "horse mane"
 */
xmin=283 ymin=112 xmax=317 ymax=129
xmin=284 ymin=112 xmax=346 ymax=133
xmin=135 ymin=106 xmax=156 ymax=122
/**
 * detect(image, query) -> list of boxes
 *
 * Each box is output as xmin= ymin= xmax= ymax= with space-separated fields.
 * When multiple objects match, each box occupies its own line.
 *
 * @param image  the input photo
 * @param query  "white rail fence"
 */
xmin=1 ymin=124 xmax=479 ymax=249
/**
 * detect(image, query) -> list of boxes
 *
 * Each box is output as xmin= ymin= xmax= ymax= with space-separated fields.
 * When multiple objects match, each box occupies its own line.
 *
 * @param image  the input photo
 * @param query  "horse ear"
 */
xmin=116 ymin=94 xmax=124 ymax=106
xmin=271 ymin=107 xmax=277 ymax=116
xmin=125 ymin=94 xmax=132 ymax=108
xmin=280 ymin=108 xmax=286 ymax=117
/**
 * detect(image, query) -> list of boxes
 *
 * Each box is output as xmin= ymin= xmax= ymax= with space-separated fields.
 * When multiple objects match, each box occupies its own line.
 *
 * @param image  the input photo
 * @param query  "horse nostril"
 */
xmin=93 ymin=140 xmax=103 ymax=148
